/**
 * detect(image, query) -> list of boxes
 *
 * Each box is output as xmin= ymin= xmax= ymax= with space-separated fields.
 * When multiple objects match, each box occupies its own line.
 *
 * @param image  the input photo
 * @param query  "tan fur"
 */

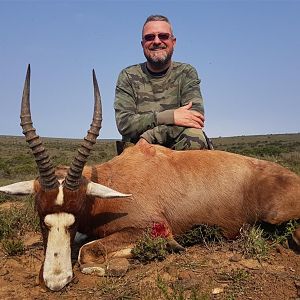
xmin=9 ymin=142 xmax=300 ymax=290
xmin=78 ymin=142 xmax=300 ymax=242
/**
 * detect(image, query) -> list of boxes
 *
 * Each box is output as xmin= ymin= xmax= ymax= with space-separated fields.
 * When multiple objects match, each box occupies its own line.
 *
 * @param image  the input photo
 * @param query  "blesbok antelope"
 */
xmin=0 ymin=66 xmax=300 ymax=291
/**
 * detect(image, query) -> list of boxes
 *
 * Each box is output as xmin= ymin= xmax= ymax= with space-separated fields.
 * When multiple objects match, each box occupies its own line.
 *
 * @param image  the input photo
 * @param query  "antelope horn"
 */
xmin=64 ymin=70 xmax=102 ymax=190
xmin=20 ymin=65 xmax=59 ymax=190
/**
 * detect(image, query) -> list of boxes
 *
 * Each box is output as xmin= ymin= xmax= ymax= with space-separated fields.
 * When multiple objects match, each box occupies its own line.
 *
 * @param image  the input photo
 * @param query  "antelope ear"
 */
xmin=86 ymin=182 xmax=131 ymax=198
xmin=0 ymin=180 xmax=35 ymax=195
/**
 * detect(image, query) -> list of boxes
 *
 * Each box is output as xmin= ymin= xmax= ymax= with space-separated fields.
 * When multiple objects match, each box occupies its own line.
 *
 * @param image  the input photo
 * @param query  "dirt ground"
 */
xmin=1 ymin=229 xmax=300 ymax=300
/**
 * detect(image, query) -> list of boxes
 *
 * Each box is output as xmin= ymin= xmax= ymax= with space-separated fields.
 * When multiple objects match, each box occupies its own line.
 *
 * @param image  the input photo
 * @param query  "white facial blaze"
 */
xmin=43 ymin=213 xmax=75 ymax=291
xmin=55 ymin=182 xmax=64 ymax=205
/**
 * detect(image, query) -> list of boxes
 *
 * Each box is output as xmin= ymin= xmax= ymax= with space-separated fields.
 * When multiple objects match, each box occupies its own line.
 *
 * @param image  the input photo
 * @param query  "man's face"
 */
xmin=141 ymin=21 xmax=176 ymax=69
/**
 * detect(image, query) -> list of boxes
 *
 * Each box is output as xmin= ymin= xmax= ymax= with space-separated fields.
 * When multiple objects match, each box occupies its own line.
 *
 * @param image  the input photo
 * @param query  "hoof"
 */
xmin=292 ymin=228 xmax=300 ymax=247
xmin=167 ymin=239 xmax=186 ymax=253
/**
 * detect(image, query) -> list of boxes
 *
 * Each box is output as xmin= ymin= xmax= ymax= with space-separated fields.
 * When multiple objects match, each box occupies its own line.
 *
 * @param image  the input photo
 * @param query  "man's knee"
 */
xmin=173 ymin=128 xmax=208 ymax=151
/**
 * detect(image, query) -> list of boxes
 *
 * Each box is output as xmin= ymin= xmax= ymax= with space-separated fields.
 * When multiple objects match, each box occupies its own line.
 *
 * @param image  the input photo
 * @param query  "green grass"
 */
xmin=0 ymin=136 xmax=117 ymax=187
xmin=0 ymin=195 xmax=39 ymax=256
xmin=0 ymin=195 xmax=39 ymax=241
xmin=2 ymin=238 xmax=25 ymax=256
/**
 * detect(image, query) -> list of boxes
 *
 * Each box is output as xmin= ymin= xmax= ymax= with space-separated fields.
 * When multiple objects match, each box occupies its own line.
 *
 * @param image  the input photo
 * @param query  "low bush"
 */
xmin=131 ymin=230 xmax=168 ymax=263
xmin=176 ymin=224 xmax=223 ymax=248
xmin=235 ymin=224 xmax=270 ymax=259
xmin=2 ymin=238 xmax=25 ymax=256
xmin=0 ymin=196 xmax=39 ymax=243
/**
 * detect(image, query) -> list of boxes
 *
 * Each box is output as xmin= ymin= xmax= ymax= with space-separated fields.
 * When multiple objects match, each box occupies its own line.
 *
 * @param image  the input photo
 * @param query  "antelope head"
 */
xmin=0 ymin=65 xmax=130 ymax=291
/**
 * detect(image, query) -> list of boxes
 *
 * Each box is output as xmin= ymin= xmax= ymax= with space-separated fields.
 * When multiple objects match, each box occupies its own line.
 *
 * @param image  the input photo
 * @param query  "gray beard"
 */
xmin=145 ymin=49 xmax=173 ymax=69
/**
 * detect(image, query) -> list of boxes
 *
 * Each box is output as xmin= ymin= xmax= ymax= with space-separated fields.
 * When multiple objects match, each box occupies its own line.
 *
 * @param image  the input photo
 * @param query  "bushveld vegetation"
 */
xmin=0 ymin=133 xmax=300 ymax=298
xmin=213 ymin=133 xmax=300 ymax=174
xmin=0 ymin=136 xmax=116 ymax=185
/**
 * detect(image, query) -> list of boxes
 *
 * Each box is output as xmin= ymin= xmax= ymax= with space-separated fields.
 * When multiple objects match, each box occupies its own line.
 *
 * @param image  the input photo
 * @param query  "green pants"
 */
xmin=117 ymin=126 xmax=212 ymax=155
xmin=140 ymin=125 xmax=208 ymax=150
xmin=170 ymin=127 xmax=208 ymax=150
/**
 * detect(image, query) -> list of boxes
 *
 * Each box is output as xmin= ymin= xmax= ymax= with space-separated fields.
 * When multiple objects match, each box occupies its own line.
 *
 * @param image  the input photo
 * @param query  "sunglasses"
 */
xmin=143 ymin=33 xmax=172 ymax=42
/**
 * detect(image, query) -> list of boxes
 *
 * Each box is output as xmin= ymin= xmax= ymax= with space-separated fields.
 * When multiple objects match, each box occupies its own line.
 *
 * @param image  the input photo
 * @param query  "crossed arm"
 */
xmin=174 ymin=101 xmax=204 ymax=128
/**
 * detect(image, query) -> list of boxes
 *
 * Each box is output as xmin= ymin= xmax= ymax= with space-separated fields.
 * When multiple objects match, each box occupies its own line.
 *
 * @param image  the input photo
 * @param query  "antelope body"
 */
xmin=1 ymin=66 xmax=300 ymax=292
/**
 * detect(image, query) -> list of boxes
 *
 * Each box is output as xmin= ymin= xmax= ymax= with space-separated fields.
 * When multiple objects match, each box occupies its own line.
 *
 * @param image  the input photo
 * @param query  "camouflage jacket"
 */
xmin=114 ymin=61 xmax=204 ymax=143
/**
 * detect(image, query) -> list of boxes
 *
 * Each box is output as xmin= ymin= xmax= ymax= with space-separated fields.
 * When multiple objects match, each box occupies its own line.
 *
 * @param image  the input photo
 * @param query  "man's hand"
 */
xmin=174 ymin=102 xmax=205 ymax=128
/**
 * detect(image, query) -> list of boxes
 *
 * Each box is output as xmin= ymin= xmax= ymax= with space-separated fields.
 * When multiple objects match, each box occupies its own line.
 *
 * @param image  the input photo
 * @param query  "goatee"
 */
xmin=145 ymin=49 xmax=173 ymax=69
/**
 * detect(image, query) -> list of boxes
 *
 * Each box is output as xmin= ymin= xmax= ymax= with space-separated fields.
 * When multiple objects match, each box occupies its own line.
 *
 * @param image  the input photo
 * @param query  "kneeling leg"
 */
xmin=78 ymin=230 xmax=140 ymax=276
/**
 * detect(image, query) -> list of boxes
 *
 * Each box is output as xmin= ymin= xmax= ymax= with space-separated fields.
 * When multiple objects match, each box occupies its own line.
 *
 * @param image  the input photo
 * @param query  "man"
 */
xmin=114 ymin=15 xmax=211 ymax=151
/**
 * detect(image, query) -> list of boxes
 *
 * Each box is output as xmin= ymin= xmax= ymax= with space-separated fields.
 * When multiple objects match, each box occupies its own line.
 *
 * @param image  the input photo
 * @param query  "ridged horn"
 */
xmin=20 ymin=65 xmax=59 ymax=190
xmin=64 ymin=70 xmax=102 ymax=190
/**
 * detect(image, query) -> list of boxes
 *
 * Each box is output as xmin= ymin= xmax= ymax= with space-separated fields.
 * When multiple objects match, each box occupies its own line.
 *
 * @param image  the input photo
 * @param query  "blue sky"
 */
xmin=0 ymin=0 xmax=299 ymax=139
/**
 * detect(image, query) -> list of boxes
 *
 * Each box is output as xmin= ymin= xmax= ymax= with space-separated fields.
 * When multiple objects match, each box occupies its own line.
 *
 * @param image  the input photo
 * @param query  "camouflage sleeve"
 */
xmin=114 ymin=70 xmax=174 ymax=141
xmin=114 ymin=70 xmax=156 ymax=140
xmin=181 ymin=65 xmax=205 ymax=115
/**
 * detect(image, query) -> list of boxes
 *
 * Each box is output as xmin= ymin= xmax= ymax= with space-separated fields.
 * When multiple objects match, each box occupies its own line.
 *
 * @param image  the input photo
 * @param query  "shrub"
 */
xmin=0 ymin=196 xmax=39 ymax=240
xmin=176 ymin=224 xmax=223 ymax=248
xmin=2 ymin=238 xmax=25 ymax=256
xmin=236 ymin=224 xmax=269 ymax=259
xmin=131 ymin=230 xmax=168 ymax=263
xmin=269 ymin=219 xmax=300 ymax=246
